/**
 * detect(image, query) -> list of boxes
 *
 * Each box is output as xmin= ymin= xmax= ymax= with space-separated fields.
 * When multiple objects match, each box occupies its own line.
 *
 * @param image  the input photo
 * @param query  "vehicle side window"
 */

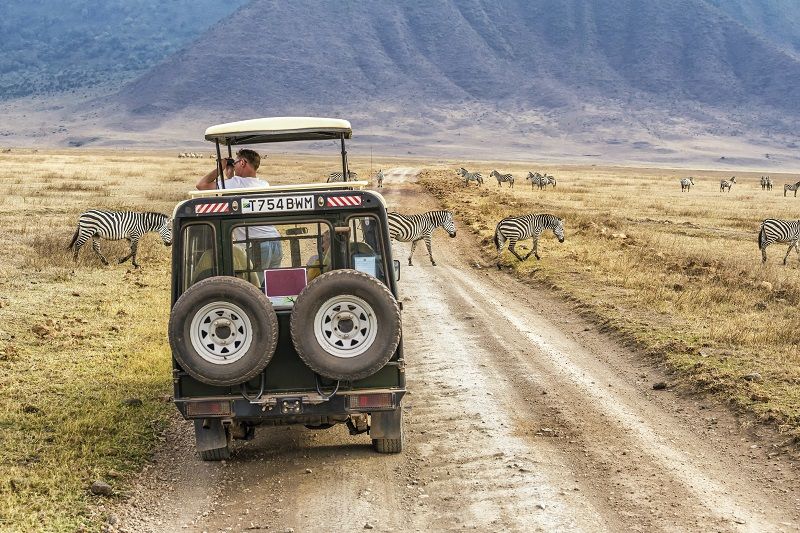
xmin=347 ymin=216 xmax=386 ymax=283
xmin=182 ymin=224 xmax=216 ymax=292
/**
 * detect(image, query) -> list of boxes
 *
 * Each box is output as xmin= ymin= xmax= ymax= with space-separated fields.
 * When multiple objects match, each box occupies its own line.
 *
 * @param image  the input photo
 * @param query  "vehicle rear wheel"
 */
xmin=195 ymin=419 xmax=232 ymax=461
xmin=372 ymin=409 xmax=404 ymax=454
xmin=169 ymin=276 xmax=278 ymax=386
xmin=199 ymin=442 xmax=231 ymax=461
xmin=372 ymin=436 xmax=402 ymax=453
xmin=290 ymin=270 xmax=401 ymax=381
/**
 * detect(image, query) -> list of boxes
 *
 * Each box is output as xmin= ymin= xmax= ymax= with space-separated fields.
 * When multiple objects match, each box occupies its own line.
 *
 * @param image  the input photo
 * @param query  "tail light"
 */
xmin=185 ymin=400 xmax=232 ymax=417
xmin=348 ymin=393 xmax=394 ymax=410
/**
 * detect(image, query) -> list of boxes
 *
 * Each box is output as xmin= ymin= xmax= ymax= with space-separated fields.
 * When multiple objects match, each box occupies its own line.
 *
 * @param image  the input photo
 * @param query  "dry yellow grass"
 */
xmin=0 ymin=149 xmax=406 ymax=531
xmin=3 ymin=149 xmax=797 ymax=530
xmin=419 ymin=163 xmax=800 ymax=440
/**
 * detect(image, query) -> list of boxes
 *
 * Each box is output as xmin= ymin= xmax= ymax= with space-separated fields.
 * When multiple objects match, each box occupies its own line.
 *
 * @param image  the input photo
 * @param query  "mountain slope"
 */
xmin=0 ymin=0 xmax=248 ymax=99
xmin=108 ymin=0 xmax=800 ymax=117
xmin=705 ymin=0 xmax=800 ymax=57
xmin=5 ymin=0 xmax=800 ymax=166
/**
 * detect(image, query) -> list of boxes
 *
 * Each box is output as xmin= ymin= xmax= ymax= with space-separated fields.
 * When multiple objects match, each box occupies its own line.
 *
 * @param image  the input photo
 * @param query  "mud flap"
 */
xmin=370 ymin=408 xmax=402 ymax=439
xmin=194 ymin=418 xmax=227 ymax=452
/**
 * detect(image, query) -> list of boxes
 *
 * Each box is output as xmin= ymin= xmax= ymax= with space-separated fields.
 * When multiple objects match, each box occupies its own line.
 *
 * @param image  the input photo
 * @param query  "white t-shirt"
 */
xmin=224 ymin=175 xmax=280 ymax=239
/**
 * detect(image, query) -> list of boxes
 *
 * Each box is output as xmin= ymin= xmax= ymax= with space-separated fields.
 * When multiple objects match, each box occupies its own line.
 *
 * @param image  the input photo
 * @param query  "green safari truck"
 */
xmin=168 ymin=118 xmax=405 ymax=460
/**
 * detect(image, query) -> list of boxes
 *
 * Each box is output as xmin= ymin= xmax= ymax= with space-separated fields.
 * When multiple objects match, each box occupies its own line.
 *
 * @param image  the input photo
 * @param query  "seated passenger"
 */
xmin=306 ymin=231 xmax=331 ymax=281
xmin=193 ymin=246 xmax=260 ymax=287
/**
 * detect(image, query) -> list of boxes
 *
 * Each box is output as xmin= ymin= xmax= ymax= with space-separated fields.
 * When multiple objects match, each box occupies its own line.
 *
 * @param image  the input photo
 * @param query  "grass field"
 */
xmin=0 ymin=149 xmax=397 ymax=532
xmin=418 ymin=163 xmax=800 ymax=442
xmin=1 ymin=150 xmax=798 ymax=531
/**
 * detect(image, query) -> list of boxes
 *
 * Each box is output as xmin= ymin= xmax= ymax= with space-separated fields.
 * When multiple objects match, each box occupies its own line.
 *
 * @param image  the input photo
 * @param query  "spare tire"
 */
xmin=290 ymin=269 xmax=401 ymax=381
xmin=168 ymin=276 xmax=278 ymax=386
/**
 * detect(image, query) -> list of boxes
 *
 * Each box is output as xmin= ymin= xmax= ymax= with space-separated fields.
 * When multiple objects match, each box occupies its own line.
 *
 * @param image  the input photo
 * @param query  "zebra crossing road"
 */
xmin=112 ymin=168 xmax=800 ymax=532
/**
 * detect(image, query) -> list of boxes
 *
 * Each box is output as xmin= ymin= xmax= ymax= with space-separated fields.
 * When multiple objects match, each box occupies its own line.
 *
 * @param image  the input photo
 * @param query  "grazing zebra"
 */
xmin=458 ymin=167 xmax=483 ymax=187
xmin=761 ymin=176 xmax=773 ymax=191
xmin=494 ymin=213 xmax=564 ymax=268
xmin=720 ymin=176 xmax=736 ymax=192
xmin=490 ymin=170 xmax=515 ymax=188
xmin=784 ymin=181 xmax=800 ymax=197
xmin=327 ymin=170 xmax=358 ymax=183
xmin=680 ymin=177 xmax=695 ymax=192
xmin=526 ymin=172 xmax=548 ymax=190
xmin=376 ymin=169 xmax=384 ymax=188
xmin=545 ymin=174 xmax=557 ymax=188
xmin=387 ymin=210 xmax=456 ymax=266
xmin=68 ymin=210 xmax=172 ymax=268
xmin=758 ymin=218 xmax=800 ymax=264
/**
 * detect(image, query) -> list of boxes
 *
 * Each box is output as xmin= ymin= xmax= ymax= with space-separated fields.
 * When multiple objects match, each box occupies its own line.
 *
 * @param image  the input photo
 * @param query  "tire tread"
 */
xmin=290 ymin=270 xmax=401 ymax=381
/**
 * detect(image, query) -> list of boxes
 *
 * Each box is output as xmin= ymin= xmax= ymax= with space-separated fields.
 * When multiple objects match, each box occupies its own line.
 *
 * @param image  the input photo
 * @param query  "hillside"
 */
xmin=0 ymin=0 xmax=248 ymax=99
xmin=706 ymin=0 xmax=800 ymax=57
xmin=3 ymin=0 xmax=800 ymax=167
xmin=110 ymin=0 xmax=800 ymax=114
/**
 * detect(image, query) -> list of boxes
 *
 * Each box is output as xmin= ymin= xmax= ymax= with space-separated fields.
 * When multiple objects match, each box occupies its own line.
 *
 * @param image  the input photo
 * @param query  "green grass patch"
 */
xmin=0 ymin=261 xmax=173 ymax=532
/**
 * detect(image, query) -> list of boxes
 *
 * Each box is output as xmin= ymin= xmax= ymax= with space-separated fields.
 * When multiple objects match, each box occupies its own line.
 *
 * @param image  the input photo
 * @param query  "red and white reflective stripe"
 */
xmin=326 ymin=196 xmax=362 ymax=207
xmin=195 ymin=203 xmax=230 ymax=214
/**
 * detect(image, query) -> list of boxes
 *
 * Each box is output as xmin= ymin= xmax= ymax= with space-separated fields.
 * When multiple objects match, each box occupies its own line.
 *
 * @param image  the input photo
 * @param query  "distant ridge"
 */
xmin=4 ymin=0 xmax=800 ymax=167
xmin=109 ymin=0 xmax=800 ymax=115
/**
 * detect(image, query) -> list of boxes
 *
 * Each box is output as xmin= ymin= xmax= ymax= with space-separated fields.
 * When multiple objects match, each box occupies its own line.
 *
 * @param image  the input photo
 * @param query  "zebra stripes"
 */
xmin=376 ymin=170 xmax=384 ymax=188
xmin=720 ymin=176 xmax=736 ymax=192
xmin=68 ymin=210 xmax=172 ymax=268
xmin=680 ymin=177 xmax=695 ymax=192
xmin=458 ymin=167 xmax=483 ymax=187
xmin=526 ymin=172 xmax=552 ymax=190
xmin=758 ymin=219 xmax=800 ymax=264
xmin=327 ymin=170 xmax=358 ymax=183
xmin=761 ymin=176 xmax=773 ymax=191
xmin=387 ymin=210 xmax=456 ymax=266
xmin=784 ymin=181 xmax=800 ymax=197
xmin=494 ymin=213 xmax=564 ymax=268
xmin=490 ymin=170 xmax=515 ymax=188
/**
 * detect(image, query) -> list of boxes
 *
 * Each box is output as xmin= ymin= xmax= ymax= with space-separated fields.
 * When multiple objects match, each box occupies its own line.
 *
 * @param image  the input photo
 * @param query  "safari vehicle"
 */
xmin=168 ymin=117 xmax=404 ymax=460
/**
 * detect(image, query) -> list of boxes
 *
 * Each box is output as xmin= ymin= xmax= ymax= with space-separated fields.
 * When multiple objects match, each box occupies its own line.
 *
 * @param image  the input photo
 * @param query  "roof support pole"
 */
xmin=214 ymin=140 xmax=225 ymax=189
xmin=340 ymin=135 xmax=348 ymax=182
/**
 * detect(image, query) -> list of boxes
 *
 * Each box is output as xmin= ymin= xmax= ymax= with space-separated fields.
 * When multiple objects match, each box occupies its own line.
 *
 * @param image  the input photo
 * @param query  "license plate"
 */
xmin=242 ymin=195 xmax=315 ymax=213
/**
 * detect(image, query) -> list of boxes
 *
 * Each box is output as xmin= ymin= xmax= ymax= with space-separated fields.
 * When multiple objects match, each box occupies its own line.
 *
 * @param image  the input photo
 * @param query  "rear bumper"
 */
xmin=174 ymin=388 xmax=405 ymax=421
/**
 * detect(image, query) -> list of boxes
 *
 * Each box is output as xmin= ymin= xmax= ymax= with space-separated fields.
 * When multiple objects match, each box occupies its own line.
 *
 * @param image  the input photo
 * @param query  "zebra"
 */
xmin=458 ymin=167 xmax=483 ymax=187
xmin=68 ymin=210 xmax=172 ymax=268
xmin=720 ymin=176 xmax=736 ymax=192
xmin=526 ymin=172 xmax=548 ymax=190
xmin=761 ymin=176 xmax=773 ymax=191
xmin=327 ymin=170 xmax=358 ymax=183
xmin=489 ymin=170 xmax=515 ymax=188
xmin=494 ymin=213 xmax=564 ymax=268
xmin=387 ymin=210 xmax=456 ymax=266
xmin=680 ymin=177 xmax=695 ymax=192
xmin=758 ymin=219 xmax=800 ymax=264
xmin=545 ymin=174 xmax=557 ymax=188
xmin=784 ymin=181 xmax=800 ymax=197
xmin=376 ymin=169 xmax=384 ymax=188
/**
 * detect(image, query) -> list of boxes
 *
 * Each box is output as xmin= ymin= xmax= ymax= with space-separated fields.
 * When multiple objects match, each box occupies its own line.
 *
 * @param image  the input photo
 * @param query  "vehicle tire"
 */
xmin=290 ymin=270 xmax=401 ymax=381
xmin=169 ymin=276 xmax=278 ymax=387
xmin=372 ymin=410 xmax=404 ymax=454
xmin=373 ymin=437 xmax=402 ymax=453
xmin=199 ymin=427 xmax=232 ymax=461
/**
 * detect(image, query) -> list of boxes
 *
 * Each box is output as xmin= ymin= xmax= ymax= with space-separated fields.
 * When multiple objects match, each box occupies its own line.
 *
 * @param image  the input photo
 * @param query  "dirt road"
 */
xmin=111 ymin=168 xmax=800 ymax=532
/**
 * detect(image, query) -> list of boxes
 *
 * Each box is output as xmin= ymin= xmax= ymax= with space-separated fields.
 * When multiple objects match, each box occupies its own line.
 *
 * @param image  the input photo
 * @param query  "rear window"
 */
xmin=230 ymin=221 xmax=333 ymax=306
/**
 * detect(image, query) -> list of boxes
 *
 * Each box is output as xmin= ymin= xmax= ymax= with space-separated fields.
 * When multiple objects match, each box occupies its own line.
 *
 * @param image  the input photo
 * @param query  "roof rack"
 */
xmin=188 ymin=181 xmax=370 ymax=198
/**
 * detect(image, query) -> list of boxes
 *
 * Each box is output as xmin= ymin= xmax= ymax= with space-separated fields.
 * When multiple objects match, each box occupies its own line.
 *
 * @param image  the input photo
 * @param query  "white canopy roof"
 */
xmin=204 ymin=117 xmax=352 ymax=144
